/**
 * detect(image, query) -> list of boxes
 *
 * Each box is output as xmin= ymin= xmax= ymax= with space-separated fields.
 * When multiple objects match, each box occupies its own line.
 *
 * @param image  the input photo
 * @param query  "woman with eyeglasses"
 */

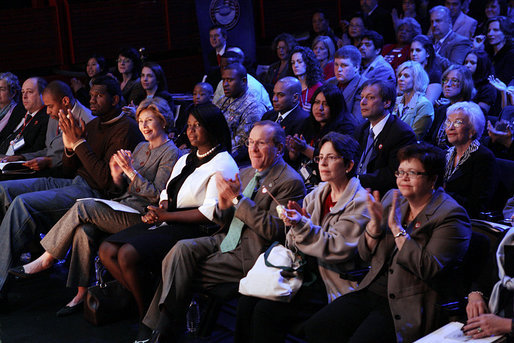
xmin=98 ymin=103 xmax=238 ymax=322
xmin=426 ymin=65 xmax=475 ymax=149
xmin=235 ymin=132 xmax=370 ymax=343
xmin=443 ymin=101 xmax=498 ymax=218
xmin=303 ymin=142 xmax=471 ymax=343
xmin=114 ymin=47 xmax=142 ymax=104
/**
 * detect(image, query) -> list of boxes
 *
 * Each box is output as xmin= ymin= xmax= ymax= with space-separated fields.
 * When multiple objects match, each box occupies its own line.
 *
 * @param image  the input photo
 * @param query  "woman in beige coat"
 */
xmin=304 ymin=142 xmax=471 ymax=343
xmin=235 ymin=132 xmax=370 ymax=343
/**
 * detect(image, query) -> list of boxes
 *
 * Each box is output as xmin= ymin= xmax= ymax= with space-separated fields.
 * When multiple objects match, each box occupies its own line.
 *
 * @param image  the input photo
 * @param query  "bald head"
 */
xmin=272 ymin=77 xmax=301 ymax=113
xmin=227 ymin=47 xmax=245 ymax=61
xmin=22 ymin=77 xmax=46 ymax=113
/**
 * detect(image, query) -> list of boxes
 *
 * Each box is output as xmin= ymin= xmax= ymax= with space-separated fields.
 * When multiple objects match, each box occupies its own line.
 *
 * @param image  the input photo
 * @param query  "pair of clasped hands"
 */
xmin=0 ymin=108 xmax=86 ymax=170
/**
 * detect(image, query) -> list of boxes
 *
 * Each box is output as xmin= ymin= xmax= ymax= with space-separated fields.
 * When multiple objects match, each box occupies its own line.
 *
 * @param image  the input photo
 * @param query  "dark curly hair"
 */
xmin=289 ymin=46 xmax=324 ymax=88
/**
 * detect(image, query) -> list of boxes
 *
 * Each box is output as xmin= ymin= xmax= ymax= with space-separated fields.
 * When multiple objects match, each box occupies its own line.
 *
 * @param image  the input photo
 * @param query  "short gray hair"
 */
xmin=430 ymin=6 xmax=452 ymax=25
xmin=0 ymin=72 xmax=21 ymax=101
xmin=397 ymin=17 xmax=422 ymax=36
xmin=446 ymin=101 xmax=485 ymax=140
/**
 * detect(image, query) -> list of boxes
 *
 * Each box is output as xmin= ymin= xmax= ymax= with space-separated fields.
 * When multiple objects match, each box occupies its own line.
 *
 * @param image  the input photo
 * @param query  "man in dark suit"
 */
xmin=0 ymin=77 xmax=48 ymax=157
xmin=354 ymin=80 xmax=416 ymax=195
xmin=0 ymin=80 xmax=95 ymax=175
xmin=138 ymin=121 xmax=305 ymax=342
xmin=262 ymin=77 xmax=308 ymax=138
xmin=430 ymin=6 xmax=472 ymax=71
xmin=360 ymin=0 xmax=396 ymax=44
xmin=205 ymin=25 xmax=228 ymax=82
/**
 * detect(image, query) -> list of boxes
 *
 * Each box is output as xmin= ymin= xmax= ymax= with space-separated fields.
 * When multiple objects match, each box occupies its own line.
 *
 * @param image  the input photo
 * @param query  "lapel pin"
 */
xmin=378 ymin=144 xmax=383 ymax=150
xmin=415 ymin=222 xmax=421 ymax=229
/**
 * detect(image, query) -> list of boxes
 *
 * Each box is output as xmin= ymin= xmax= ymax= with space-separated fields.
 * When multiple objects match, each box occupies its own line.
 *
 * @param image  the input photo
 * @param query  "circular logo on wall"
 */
xmin=209 ymin=0 xmax=240 ymax=30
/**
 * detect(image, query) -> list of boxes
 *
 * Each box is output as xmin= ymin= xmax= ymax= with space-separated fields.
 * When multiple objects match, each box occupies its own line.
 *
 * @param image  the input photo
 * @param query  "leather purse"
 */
xmin=238 ymin=242 xmax=307 ymax=303
xmin=83 ymin=257 xmax=136 ymax=326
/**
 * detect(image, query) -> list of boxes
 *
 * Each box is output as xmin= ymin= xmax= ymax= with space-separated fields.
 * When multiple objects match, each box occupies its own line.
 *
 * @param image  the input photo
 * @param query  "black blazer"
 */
xmin=262 ymin=105 xmax=310 ymax=138
xmin=354 ymin=114 xmax=416 ymax=195
xmin=444 ymin=144 xmax=498 ymax=218
xmin=0 ymin=106 xmax=49 ymax=156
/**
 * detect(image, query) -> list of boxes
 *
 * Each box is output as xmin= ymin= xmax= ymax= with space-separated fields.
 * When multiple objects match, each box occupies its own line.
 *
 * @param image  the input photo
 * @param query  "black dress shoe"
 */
xmin=7 ymin=266 xmax=33 ymax=279
xmin=56 ymin=302 xmax=83 ymax=317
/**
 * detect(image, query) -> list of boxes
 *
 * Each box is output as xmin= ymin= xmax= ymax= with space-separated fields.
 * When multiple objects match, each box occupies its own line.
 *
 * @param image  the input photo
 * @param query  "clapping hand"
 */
xmin=59 ymin=109 xmax=86 ymax=149
xmin=366 ymin=190 xmax=384 ymax=237
xmin=489 ymin=76 xmax=508 ymax=92
xmin=122 ymin=101 xmax=137 ymax=118
xmin=215 ymin=172 xmax=242 ymax=210
xmin=487 ymin=120 xmax=513 ymax=148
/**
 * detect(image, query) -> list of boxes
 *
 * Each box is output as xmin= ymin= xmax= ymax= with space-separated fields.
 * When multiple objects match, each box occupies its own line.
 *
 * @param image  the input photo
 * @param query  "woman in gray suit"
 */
xmin=8 ymin=97 xmax=179 ymax=316
xmin=304 ymin=142 xmax=471 ymax=343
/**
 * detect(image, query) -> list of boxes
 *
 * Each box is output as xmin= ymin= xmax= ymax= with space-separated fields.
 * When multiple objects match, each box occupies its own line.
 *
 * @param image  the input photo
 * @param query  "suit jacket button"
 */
xmin=394 ymin=314 xmax=401 ymax=320
xmin=389 ymin=293 xmax=395 ymax=299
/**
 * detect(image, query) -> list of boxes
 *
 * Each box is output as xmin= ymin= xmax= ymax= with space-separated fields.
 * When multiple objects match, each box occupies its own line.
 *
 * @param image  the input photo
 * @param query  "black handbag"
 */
xmin=83 ymin=257 xmax=136 ymax=326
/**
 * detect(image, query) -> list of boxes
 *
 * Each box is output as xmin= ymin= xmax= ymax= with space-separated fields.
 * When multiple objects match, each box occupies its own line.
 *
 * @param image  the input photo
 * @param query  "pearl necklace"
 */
xmin=196 ymin=144 xmax=219 ymax=158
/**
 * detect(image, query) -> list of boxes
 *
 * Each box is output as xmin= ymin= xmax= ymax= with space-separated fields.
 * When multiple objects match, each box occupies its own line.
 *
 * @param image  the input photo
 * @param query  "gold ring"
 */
xmin=477 ymin=327 xmax=482 ymax=333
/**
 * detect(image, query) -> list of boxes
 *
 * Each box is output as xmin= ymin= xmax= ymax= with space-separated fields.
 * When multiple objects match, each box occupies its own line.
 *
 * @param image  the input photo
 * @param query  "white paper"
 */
xmin=77 ymin=198 xmax=141 ymax=214
xmin=415 ymin=322 xmax=504 ymax=343
xmin=0 ymin=161 xmax=27 ymax=170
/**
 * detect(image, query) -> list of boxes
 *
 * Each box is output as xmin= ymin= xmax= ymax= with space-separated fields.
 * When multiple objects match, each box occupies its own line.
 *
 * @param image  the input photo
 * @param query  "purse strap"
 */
xmin=94 ymin=256 xmax=107 ymax=288
xmin=263 ymin=241 xmax=307 ymax=272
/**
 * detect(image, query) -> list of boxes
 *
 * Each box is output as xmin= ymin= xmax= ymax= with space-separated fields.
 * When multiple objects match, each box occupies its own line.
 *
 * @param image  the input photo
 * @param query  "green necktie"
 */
xmin=219 ymin=171 xmax=261 ymax=253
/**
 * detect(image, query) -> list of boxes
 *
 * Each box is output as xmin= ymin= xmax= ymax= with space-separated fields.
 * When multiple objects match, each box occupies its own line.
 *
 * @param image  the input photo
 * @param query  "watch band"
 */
xmin=232 ymin=194 xmax=243 ymax=205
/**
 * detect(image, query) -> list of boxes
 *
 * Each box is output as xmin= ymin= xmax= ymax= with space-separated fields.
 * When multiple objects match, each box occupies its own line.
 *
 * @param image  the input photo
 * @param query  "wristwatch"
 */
xmin=394 ymin=228 xmax=407 ymax=238
xmin=232 ymin=194 xmax=243 ymax=205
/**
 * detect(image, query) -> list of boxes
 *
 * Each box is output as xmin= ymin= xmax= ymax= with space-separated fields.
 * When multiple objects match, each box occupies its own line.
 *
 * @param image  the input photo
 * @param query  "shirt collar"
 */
xmin=438 ymin=30 xmax=453 ymax=45
xmin=370 ymin=113 xmax=390 ymax=137
xmin=278 ymin=103 xmax=298 ymax=120
xmin=367 ymin=4 xmax=378 ymax=15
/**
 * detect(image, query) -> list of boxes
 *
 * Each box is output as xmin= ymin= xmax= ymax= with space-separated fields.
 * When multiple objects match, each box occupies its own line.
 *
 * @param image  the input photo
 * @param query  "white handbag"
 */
xmin=238 ymin=242 xmax=305 ymax=303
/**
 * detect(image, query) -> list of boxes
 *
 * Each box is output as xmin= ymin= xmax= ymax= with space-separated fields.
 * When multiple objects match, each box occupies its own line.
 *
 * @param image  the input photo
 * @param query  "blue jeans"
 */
xmin=0 ymin=176 xmax=101 ymax=290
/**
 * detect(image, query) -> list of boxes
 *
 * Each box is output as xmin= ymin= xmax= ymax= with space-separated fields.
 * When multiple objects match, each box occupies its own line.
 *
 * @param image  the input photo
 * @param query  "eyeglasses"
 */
xmin=442 ymin=78 xmax=461 ymax=87
xmin=394 ymin=170 xmax=428 ymax=178
xmin=245 ymin=139 xmax=272 ymax=149
xmin=117 ymin=58 xmax=132 ymax=64
xmin=444 ymin=119 xmax=465 ymax=129
xmin=314 ymin=154 xmax=342 ymax=164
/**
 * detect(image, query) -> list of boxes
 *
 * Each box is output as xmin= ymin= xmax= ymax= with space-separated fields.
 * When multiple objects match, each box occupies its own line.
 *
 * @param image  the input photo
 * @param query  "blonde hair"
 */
xmin=136 ymin=97 xmax=173 ymax=132
xmin=396 ymin=61 xmax=429 ymax=93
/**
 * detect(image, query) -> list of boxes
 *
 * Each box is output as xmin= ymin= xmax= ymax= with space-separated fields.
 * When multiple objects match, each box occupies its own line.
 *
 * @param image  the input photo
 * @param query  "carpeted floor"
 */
xmin=0 ymin=263 xmax=234 ymax=343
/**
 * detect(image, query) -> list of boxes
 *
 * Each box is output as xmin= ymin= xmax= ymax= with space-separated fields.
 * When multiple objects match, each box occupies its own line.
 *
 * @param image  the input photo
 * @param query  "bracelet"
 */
xmin=468 ymin=290 xmax=484 ymax=298
xmin=365 ymin=228 xmax=381 ymax=239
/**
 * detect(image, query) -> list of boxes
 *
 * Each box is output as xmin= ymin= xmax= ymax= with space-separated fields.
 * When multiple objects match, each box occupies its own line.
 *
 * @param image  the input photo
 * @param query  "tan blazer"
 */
xmin=357 ymin=188 xmax=471 ymax=342
xmin=213 ymin=158 xmax=306 ymax=274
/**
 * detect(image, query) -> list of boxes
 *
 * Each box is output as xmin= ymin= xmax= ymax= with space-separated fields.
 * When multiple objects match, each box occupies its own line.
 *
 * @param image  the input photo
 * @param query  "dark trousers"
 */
xmin=303 ymin=289 xmax=397 ymax=343
xmin=235 ymin=281 xmax=327 ymax=343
